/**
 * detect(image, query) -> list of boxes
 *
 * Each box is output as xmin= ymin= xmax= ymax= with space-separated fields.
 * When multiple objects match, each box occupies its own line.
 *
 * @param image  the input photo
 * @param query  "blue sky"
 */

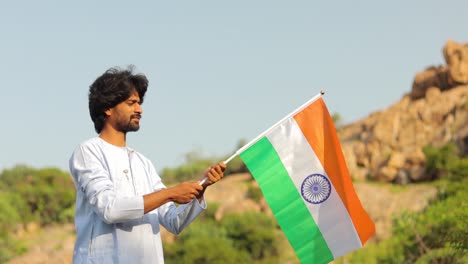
xmin=1 ymin=1 xmax=467 ymax=173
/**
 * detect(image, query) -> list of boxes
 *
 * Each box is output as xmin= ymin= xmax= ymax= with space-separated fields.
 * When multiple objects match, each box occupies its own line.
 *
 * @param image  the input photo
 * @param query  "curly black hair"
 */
xmin=88 ymin=66 xmax=148 ymax=133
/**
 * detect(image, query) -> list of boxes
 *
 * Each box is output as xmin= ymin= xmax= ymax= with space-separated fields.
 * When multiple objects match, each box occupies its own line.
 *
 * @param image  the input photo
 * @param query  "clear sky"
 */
xmin=1 ymin=1 xmax=467 ymax=173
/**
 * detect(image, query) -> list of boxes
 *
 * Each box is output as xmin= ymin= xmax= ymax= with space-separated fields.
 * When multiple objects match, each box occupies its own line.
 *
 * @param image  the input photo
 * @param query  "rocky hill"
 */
xmin=341 ymin=40 xmax=468 ymax=184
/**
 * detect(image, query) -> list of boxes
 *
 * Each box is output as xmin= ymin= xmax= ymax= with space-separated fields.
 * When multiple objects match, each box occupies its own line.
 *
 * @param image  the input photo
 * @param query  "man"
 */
xmin=69 ymin=66 xmax=226 ymax=263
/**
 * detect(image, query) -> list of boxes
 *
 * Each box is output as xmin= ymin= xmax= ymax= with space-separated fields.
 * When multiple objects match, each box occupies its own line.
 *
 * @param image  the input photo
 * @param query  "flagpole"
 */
xmin=223 ymin=90 xmax=325 ymax=164
xmin=199 ymin=90 xmax=324 ymax=185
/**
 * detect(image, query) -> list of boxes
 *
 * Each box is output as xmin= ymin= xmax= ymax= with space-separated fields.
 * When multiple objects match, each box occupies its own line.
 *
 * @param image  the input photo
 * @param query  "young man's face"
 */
xmin=106 ymin=90 xmax=143 ymax=133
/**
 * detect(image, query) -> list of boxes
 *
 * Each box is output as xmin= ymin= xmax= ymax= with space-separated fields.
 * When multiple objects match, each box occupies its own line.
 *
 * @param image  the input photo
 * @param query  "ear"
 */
xmin=104 ymin=108 xmax=112 ymax=117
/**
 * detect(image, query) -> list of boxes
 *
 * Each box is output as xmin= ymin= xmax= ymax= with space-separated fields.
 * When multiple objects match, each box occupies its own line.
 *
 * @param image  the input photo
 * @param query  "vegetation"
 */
xmin=332 ymin=112 xmax=343 ymax=128
xmin=246 ymin=183 xmax=263 ymax=202
xmin=164 ymin=212 xmax=281 ymax=264
xmin=338 ymin=142 xmax=467 ymax=264
xmin=0 ymin=165 xmax=75 ymax=262
xmin=423 ymin=143 xmax=468 ymax=181
xmin=161 ymin=139 xmax=249 ymax=185
xmin=161 ymin=156 xmax=215 ymax=184
xmin=1 ymin=141 xmax=466 ymax=263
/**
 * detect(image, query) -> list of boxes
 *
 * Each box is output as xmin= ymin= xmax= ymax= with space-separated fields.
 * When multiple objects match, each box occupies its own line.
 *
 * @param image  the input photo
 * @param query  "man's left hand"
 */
xmin=200 ymin=162 xmax=226 ymax=187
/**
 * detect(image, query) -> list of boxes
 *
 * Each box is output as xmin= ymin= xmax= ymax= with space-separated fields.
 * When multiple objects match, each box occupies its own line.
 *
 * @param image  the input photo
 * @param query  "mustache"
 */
xmin=131 ymin=114 xmax=142 ymax=119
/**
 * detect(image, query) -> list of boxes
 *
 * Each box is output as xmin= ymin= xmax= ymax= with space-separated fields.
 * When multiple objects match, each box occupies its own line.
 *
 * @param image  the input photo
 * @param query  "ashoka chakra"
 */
xmin=301 ymin=174 xmax=331 ymax=204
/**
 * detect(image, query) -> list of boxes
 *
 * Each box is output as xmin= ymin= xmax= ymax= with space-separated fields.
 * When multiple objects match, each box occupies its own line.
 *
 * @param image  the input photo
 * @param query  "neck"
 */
xmin=99 ymin=126 xmax=126 ymax=147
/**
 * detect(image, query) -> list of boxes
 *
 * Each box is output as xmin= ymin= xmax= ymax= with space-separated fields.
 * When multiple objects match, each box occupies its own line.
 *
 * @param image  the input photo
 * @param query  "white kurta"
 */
xmin=69 ymin=137 xmax=206 ymax=263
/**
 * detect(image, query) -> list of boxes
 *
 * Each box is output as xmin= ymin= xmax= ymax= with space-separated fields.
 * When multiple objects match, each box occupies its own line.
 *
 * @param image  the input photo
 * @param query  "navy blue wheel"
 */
xmin=301 ymin=174 xmax=331 ymax=204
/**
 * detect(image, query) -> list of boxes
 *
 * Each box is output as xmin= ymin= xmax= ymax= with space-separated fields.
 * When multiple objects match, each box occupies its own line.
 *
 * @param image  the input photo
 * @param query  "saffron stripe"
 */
xmin=240 ymin=137 xmax=334 ymax=264
xmin=293 ymin=97 xmax=375 ymax=244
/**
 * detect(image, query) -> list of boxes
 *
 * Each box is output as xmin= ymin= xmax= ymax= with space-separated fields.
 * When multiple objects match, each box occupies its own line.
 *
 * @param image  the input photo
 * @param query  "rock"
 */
xmin=352 ymin=167 xmax=370 ymax=181
xmin=354 ymin=142 xmax=369 ymax=167
xmin=373 ymin=116 xmax=395 ymax=143
xmin=410 ymin=40 xmax=468 ymax=100
xmin=444 ymin=39 xmax=468 ymax=84
xmin=376 ymin=166 xmax=397 ymax=182
xmin=406 ymin=148 xmax=426 ymax=165
xmin=387 ymin=152 xmax=405 ymax=168
xmin=408 ymin=165 xmax=428 ymax=182
xmin=425 ymin=86 xmax=441 ymax=103
xmin=411 ymin=66 xmax=449 ymax=100
xmin=341 ymin=85 xmax=468 ymax=182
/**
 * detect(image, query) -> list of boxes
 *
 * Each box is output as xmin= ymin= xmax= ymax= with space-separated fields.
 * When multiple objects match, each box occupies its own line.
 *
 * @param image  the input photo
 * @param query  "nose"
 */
xmin=135 ymin=103 xmax=143 ymax=114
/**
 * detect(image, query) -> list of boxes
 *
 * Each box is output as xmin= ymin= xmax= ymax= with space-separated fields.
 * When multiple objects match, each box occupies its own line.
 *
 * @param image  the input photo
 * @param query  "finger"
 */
xmin=216 ymin=166 xmax=225 ymax=178
xmin=209 ymin=168 xmax=220 ymax=179
xmin=191 ymin=182 xmax=203 ymax=189
xmin=209 ymin=171 xmax=221 ymax=182
xmin=206 ymin=171 xmax=216 ymax=182
xmin=213 ymin=165 xmax=223 ymax=174
xmin=207 ymin=171 xmax=215 ymax=182
xmin=218 ymin=162 xmax=227 ymax=171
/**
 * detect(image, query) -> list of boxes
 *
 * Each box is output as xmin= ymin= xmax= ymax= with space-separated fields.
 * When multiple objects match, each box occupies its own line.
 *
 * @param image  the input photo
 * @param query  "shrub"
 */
xmin=0 ymin=165 xmax=75 ymax=262
xmin=246 ymin=184 xmax=263 ymax=202
xmin=423 ymin=143 xmax=467 ymax=181
xmin=223 ymin=155 xmax=248 ymax=175
xmin=164 ymin=221 xmax=250 ymax=264
xmin=222 ymin=212 xmax=279 ymax=261
xmin=162 ymin=159 xmax=215 ymax=184
xmin=344 ymin=179 xmax=467 ymax=264
xmin=340 ymin=143 xmax=467 ymax=263
xmin=164 ymin=212 xmax=281 ymax=263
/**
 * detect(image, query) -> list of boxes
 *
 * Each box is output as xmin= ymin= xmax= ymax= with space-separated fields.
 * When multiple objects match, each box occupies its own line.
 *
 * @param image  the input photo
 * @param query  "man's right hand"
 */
xmin=143 ymin=181 xmax=203 ymax=213
xmin=168 ymin=181 xmax=204 ymax=204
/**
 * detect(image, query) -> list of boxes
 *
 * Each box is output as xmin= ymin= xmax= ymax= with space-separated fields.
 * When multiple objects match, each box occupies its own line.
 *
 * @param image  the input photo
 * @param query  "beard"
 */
xmin=116 ymin=114 xmax=141 ymax=133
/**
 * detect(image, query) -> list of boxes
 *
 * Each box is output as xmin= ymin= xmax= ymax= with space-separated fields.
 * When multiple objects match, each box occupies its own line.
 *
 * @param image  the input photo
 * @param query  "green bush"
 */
xmin=222 ymin=212 xmax=279 ymax=261
xmin=0 ymin=192 xmax=26 ymax=232
xmin=164 ymin=221 xmax=251 ymax=264
xmin=162 ymin=159 xmax=215 ymax=184
xmin=0 ymin=165 xmax=75 ymax=262
xmin=164 ymin=212 xmax=281 ymax=263
xmin=339 ymin=143 xmax=467 ymax=263
xmin=201 ymin=202 xmax=220 ymax=221
xmin=223 ymin=156 xmax=248 ymax=175
xmin=246 ymin=184 xmax=263 ymax=202
xmin=423 ymin=143 xmax=467 ymax=181
xmin=0 ymin=234 xmax=27 ymax=264
xmin=345 ymin=179 xmax=467 ymax=264
xmin=222 ymin=139 xmax=249 ymax=175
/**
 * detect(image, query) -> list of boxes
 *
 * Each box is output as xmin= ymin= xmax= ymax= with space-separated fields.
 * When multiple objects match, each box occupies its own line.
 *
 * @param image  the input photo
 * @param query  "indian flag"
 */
xmin=236 ymin=94 xmax=375 ymax=264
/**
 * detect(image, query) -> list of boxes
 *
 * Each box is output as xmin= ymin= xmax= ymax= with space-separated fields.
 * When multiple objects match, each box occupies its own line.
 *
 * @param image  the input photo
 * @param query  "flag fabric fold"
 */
xmin=239 ymin=96 xmax=375 ymax=264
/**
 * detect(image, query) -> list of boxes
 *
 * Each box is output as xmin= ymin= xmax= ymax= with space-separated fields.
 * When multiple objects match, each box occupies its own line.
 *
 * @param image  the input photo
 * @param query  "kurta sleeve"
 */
xmin=70 ymin=144 xmax=144 ymax=224
xmin=145 ymin=161 xmax=207 ymax=234
xmin=157 ymin=198 xmax=207 ymax=235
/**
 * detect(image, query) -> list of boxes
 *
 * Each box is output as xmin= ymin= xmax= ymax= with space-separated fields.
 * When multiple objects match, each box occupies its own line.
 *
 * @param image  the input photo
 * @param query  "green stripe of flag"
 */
xmin=240 ymin=137 xmax=334 ymax=264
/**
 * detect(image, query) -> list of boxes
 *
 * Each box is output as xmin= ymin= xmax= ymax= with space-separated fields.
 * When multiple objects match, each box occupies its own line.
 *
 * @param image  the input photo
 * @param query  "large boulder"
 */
xmin=444 ymin=39 xmax=468 ymax=84
xmin=410 ymin=40 xmax=468 ymax=100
